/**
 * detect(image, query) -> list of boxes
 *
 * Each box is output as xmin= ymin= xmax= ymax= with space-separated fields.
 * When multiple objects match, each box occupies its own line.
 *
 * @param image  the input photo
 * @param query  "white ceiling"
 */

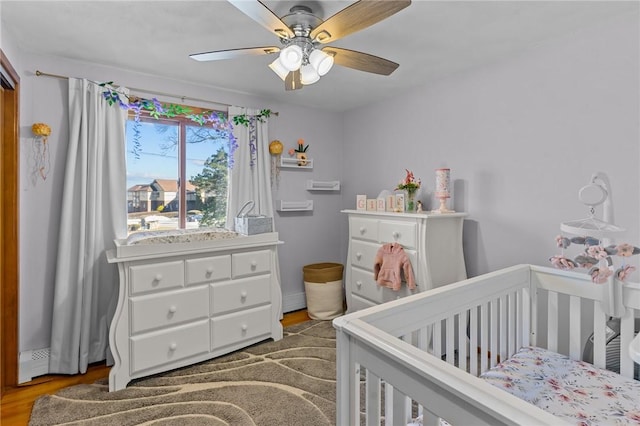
xmin=1 ymin=1 xmax=637 ymax=111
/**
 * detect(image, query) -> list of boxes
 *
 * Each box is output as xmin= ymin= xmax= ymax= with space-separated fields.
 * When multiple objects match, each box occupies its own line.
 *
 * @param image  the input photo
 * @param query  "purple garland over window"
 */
xmin=248 ymin=116 xmax=258 ymax=168
xmin=98 ymin=81 xmax=259 ymax=169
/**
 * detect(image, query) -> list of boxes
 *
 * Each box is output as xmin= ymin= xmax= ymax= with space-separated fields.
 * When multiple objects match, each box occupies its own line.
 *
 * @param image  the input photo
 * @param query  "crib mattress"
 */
xmin=480 ymin=346 xmax=640 ymax=425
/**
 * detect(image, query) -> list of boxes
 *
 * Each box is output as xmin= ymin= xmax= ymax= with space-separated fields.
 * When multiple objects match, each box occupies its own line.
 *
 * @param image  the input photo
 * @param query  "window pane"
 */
xmin=186 ymin=125 xmax=228 ymax=228
xmin=126 ymin=120 xmax=180 ymax=233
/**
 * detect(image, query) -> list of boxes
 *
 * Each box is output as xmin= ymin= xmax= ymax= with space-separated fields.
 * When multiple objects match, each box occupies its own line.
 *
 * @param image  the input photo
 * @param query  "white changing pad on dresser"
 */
xmin=481 ymin=346 xmax=640 ymax=425
xmin=126 ymin=227 xmax=237 ymax=245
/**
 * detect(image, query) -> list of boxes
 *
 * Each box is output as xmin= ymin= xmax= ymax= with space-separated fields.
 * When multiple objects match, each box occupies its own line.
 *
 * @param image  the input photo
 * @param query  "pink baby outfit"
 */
xmin=373 ymin=243 xmax=416 ymax=291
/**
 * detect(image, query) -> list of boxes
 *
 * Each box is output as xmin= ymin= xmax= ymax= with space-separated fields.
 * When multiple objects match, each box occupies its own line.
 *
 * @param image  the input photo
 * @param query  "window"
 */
xmin=126 ymin=106 xmax=229 ymax=234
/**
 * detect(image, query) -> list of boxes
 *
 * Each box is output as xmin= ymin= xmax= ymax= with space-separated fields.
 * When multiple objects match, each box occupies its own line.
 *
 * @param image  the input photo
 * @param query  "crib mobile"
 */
xmin=550 ymin=172 xmax=639 ymax=318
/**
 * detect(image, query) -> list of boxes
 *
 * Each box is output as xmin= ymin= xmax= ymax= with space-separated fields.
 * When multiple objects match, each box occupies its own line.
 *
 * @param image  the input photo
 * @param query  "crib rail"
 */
xmin=334 ymin=264 xmax=639 ymax=425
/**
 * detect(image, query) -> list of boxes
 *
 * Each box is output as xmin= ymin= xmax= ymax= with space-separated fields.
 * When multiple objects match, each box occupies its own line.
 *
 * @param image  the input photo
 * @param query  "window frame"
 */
xmin=127 ymin=104 xmax=228 ymax=230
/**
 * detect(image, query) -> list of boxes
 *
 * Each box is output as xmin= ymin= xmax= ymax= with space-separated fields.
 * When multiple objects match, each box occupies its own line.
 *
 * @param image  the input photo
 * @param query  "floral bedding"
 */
xmin=480 ymin=346 xmax=640 ymax=425
xmin=126 ymin=228 xmax=238 ymax=245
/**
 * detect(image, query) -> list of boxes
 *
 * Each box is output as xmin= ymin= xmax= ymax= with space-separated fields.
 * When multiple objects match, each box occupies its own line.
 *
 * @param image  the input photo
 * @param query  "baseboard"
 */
xmin=19 ymin=347 xmax=50 ymax=383
xmin=282 ymin=291 xmax=307 ymax=313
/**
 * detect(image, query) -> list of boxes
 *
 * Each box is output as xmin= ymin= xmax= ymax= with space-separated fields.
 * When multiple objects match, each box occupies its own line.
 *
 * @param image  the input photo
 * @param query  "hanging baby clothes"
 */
xmin=373 ymin=242 xmax=416 ymax=291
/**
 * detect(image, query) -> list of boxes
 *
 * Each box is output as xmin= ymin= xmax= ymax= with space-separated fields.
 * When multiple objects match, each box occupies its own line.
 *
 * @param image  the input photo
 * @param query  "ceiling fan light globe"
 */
xmin=268 ymin=58 xmax=289 ymax=81
xmin=300 ymin=64 xmax=320 ymax=85
xmin=309 ymin=49 xmax=334 ymax=76
xmin=279 ymin=45 xmax=303 ymax=71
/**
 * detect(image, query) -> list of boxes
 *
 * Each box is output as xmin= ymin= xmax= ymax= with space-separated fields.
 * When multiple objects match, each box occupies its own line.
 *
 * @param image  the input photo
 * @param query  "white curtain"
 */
xmin=226 ymin=106 xmax=274 ymax=228
xmin=49 ymin=78 xmax=127 ymax=374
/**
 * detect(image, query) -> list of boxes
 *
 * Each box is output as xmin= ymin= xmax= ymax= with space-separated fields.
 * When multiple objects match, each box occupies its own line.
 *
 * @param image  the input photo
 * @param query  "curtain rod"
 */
xmin=35 ymin=70 xmax=279 ymax=116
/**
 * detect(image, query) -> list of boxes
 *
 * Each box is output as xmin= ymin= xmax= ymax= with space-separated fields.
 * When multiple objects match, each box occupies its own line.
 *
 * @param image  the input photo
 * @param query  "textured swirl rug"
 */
xmin=29 ymin=320 xmax=337 ymax=426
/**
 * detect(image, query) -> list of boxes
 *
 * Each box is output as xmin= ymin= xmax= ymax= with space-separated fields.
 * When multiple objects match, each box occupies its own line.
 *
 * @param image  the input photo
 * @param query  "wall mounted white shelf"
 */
xmin=280 ymin=157 xmax=313 ymax=169
xmin=306 ymin=180 xmax=340 ymax=191
xmin=276 ymin=200 xmax=314 ymax=212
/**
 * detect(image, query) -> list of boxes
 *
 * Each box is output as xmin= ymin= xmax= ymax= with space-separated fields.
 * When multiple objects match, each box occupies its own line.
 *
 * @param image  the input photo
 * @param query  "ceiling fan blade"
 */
xmin=285 ymin=70 xmax=302 ymax=91
xmin=228 ymin=0 xmax=295 ymax=39
xmin=322 ymin=47 xmax=399 ymax=76
xmin=310 ymin=0 xmax=411 ymax=44
xmin=190 ymin=46 xmax=280 ymax=62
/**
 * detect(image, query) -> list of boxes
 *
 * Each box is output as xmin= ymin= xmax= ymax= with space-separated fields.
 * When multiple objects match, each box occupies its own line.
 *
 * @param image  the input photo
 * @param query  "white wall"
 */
xmin=12 ymin=51 xmax=344 ymax=352
xmin=341 ymin=12 xmax=639 ymax=280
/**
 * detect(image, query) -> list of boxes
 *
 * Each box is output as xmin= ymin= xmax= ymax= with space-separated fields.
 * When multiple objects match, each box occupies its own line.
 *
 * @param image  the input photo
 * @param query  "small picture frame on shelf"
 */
xmin=386 ymin=195 xmax=395 ymax=212
xmin=395 ymin=193 xmax=405 ymax=212
xmin=356 ymin=195 xmax=366 ymax=211
xmin=376 ymin=198 xmax=386 ymax=211
xmin=366 ymin=199 xmax=377 ymax=211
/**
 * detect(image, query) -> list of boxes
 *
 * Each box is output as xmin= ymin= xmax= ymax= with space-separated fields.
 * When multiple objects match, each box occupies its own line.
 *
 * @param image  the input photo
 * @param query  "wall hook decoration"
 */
xmin=31 ymin=122 xmax=51 ymax=181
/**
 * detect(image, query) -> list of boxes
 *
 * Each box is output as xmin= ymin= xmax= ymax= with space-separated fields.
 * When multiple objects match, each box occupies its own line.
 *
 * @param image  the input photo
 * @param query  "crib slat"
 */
xmin=592 ymin=301 xmax=607 ymax=369
xmin=389 ymin=387 xmax=410 ymax=426
xmin=517 ymin=288 xmax=524 ymax=350
xmin=521 ymin=285 xmax=531 ymax=347
xmin=366 ymin=369 xmax=381 ymax=426
xmin=433 ymin=321 xmax=442 ymax=358
xmin=508 ymin=292 xmax=516 ymax=357
xmin=568 ymin=295 xmax=581 ymax=360
xmin=385 ymin=382 xmax=393 ymax=426
xmin=490 ymin=299 xmax=498 ymax=367
xmin=446 ymin=315 xmax=455 ymax=365
xmin=480 ymin=303 xmax=489 ymax=373
xmin=620 ymin=308 xmax=635 ymax=378
xmin=470 ymin=306 xmax=478 ymax=376
xmin=499 ymin=294 xmax=507 ymax=363
xmin=547 ymin=291 xmax=559 ymax=353
xmin=458 ymin=310 xmax=468 ymax=370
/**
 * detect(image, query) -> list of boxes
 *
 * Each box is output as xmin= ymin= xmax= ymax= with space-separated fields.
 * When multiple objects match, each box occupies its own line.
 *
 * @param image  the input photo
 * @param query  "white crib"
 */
xmin=334 ymin=264 xmax=640 ymax=425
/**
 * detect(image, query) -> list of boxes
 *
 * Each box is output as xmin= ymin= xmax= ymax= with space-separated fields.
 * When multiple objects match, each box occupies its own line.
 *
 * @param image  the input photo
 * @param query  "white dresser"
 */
xmin=106 ymin=232 xmax=283 ymax=391
xmin=342 ymin=210 xmax=467 ymax=312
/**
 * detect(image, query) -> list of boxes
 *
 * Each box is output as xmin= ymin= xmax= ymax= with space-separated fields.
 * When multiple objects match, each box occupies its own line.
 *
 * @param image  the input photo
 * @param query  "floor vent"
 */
xmin=19 ymin=347 xmax=50 ymax=383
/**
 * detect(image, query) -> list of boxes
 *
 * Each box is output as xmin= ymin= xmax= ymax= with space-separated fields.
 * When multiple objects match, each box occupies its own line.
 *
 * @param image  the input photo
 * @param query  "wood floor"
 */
xmin=0 ymin=309 xmax=311 ymax=426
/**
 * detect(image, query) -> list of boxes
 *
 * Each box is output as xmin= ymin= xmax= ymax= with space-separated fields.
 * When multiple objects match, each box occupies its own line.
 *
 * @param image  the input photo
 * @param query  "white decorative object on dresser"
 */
xmin=106 ymin=231 xmax=283 ymax=391
xmin=342 ymin=210 xmax=467 ymax=313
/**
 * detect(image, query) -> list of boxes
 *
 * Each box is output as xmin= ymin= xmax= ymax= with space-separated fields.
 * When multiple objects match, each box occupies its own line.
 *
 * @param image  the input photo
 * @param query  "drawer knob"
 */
xmin=240 ymin=291 xmax=248 ymax=299
xmin=250 ymin=260 xmax=258 ymax=268
xmin=168 ymin=306 xmax=177 ymax=314
xmin=169 ymin=343 xmax=177 ymax=351
xmin=241 ymin=324 xmax=248 ymax=332
xmin=206 ymin=267 xmax=214 ymax=276
xmin=356 ymin=280 xmax=362 ymax=288
xmin=356 ymin=252 xmax=362 ymax=260
xmin=154 ymin=273 xmax=163 ymax=282
xmin=392 ymin=231 xmax=400 ymax=239
xmin=359 ymin=226 xmax=366 ymax=234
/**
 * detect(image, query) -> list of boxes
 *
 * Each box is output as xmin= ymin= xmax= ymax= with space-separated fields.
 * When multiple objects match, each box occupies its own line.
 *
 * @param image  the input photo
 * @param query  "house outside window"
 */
xmin=126 ymin=107 xmax=229 ymax=234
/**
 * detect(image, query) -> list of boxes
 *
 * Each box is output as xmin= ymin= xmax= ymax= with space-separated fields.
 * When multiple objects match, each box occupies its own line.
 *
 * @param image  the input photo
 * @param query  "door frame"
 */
xmin=1 ymin=48 xmax=20 ymax=392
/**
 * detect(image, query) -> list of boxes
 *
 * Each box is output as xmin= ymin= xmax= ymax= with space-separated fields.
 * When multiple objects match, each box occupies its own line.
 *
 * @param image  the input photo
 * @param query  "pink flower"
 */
xmin=586 ymin=245 xmax=608 ymax=259
xmin=616 ymin=264 xmax=636 ymax=281
xmin=288 ymin=148 xmax=295 ymax=156
xmin=555 ymin=235 xmax=570 ymax=248
xmin=549 ymin=255 xmax=576 ymax=270
xmin=616 ymin=243 xmax=634 ymax=257
xmin=590 ymin=267 xmax=613 ymax=284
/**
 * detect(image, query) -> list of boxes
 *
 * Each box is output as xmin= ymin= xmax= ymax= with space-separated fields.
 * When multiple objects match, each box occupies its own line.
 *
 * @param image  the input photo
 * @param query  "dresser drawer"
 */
xmin=211 ymin=275 xmax=271 ymax=315
xmin=130 ymin=320 xmax=209 ymax=374
xmin=129 ymin=286 xmax=209 ymax=335
xmin=350 ymin=217 xmax=378 ymax=242
xmin=352 ymin=267 xmax=417 ymax=304
xmin=232 ymin=250 xmax=271 ymax=278
xmin=186 ymin=255 xmax=231 ymax=285
xmin=379 ymin=220 xmax=417 ymax=249
xmin=129 ymin=261 xmax=184 ymax=295
xmin=351 ymin=240 xmax=379 ymax=272
xmin=211 ymin=305 xmax=272 ymax=349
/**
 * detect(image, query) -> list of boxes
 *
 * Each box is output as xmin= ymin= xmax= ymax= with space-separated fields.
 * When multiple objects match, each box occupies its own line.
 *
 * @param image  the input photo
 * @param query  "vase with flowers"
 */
xmin=294 ymin=138 xmax=309 ymax=166
xmin=396 ymin=169 xmax=421 ymax=212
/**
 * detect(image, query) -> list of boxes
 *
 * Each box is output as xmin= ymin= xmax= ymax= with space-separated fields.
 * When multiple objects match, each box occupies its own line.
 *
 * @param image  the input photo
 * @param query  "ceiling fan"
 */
xmin=190 ymin=0 xmax=411 ymax=91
